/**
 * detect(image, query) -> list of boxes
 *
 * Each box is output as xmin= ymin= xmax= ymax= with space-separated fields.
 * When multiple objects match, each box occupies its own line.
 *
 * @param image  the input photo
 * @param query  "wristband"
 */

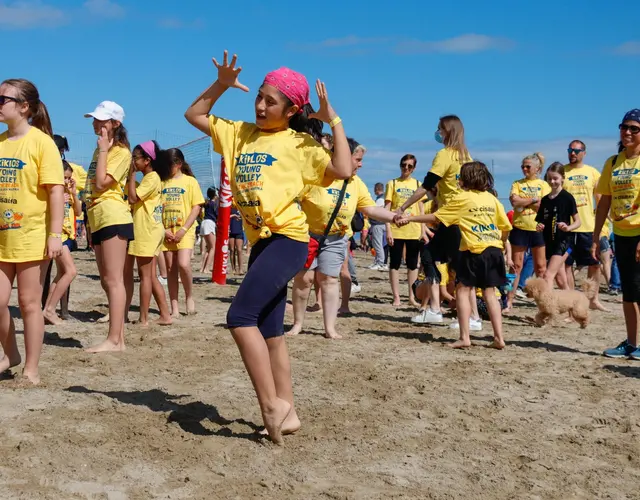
xmin=99 ymin=150 xmax=109 ymax=154
xmin=48 ymin=232 xmax=62 ymax=239
xmin=329 ymin=116 xmax=342 ymax=128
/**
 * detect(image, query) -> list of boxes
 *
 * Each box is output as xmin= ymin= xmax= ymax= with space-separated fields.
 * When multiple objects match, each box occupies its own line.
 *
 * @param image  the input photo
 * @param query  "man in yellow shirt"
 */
xmin=563 ymin=140 xmax=607 ymax=311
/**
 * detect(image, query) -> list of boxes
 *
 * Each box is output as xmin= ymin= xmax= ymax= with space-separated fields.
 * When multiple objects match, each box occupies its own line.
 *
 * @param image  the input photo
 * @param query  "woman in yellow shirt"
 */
xmin=594 ymin=109 xmax=640 ymax=359
xmin=0 ymin=78 xmax=64 ymax=385
xmin=43 ymin=161 xmax=82 ymax=326
xmin=185 ymin=50 xmax=352 ymax=444
xmin=82 ymin=100 xmax=133 ymax=354
xmin=288 ymin=138 xmax=402 ymax=339
xmin=505 ymin=152 xmax=550 ymax=312
xmin=126 ymin=140 xmax=172 ymax=327
xmin=160 ymin=148 xmax=205 ymax=318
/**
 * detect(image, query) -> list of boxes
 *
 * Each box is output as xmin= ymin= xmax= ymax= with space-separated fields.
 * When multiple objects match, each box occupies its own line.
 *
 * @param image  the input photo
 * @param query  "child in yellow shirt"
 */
xmin=406 ymin=161 xmax=512 ymax=349
xmin=0 ymin=78 xmax=64 ymax=384
xmin=126 ymin=141 xmax=172 ymax=327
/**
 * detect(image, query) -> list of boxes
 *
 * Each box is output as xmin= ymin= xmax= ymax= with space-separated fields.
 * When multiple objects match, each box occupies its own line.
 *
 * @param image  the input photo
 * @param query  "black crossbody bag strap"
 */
xmin=318 ymin=179 xmax=349 ymax=246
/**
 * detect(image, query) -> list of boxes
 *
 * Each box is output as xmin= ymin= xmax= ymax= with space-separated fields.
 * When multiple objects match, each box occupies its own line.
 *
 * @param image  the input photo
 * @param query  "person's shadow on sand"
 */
xmin=65 ymin=386 xmax=262 ymax=441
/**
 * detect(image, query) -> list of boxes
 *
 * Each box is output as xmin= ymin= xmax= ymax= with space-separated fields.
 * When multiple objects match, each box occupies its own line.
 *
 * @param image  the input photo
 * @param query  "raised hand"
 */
xmin=308 ymin=80 xmax=337 ymax=124
xmin=212 ymin=50 xmax=249 ymax=92
xmin=97 ymin=127 xmax=112 ymax=152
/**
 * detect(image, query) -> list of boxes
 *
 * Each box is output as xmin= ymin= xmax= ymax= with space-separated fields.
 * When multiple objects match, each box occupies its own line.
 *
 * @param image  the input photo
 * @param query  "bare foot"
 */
xmin=410 ymin=299 xmax=421 ymax=309
xmin=337 ymin=307 xmax=351 ymax=315
xmin=590 ymin=300 xmax=610 ymax=312
xmin=171 ymin=311 xmax=181 ymax=319
xmin=0 ymin=351 xmax=21 ymax=373
xmin=489 ymin=339 xmax=506 ymax=350
xmin=186 ymin=298 xmax=196 ymax=315
xmin=135 ymin=319 xmax=150 ymax=328
xmin=286 ymin=324 xmax=302 ymax=336
xmin=392 ymin=298 xmax=401 ymax=307
xmin=156 ymin=317 xmax=173 ymax=326
xmin=306 ymin=303 xmax=322 ymax=313
xmin=43 ymin=309 xmax=63 ymax=326
xmin=449 ymin=339 xmax=471 ymax=349
xmin=21 ymin=370 xmax=40 ymax=385
xmin=85 ymin=339 xmax=125 ymax=353
xmin=259 ymin=408 xmax=301 ymax=436
xmin=502 ymin=304 xmax=512 ymax=315
xmin=262 ymin=398 xmax=291 ymax=445
xmin=325 ymin=331 xmax=343 ymax=339
xmin=60 ymin=311 xmax=71 ymax=321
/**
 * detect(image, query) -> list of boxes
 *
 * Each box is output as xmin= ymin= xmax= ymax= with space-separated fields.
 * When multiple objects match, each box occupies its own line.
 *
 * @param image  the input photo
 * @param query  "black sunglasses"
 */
xmin=401 ymin=163 xmax=415 ymax=169
xmin=567 ymin=148 xmax=585 ymax=154
xmin=521 ymin=164 xmax=532 ymax=169
xmin=620 ymin=123 xmax=640 ymax=135
xmin=0 ymin=95 xmax=21 ymax=106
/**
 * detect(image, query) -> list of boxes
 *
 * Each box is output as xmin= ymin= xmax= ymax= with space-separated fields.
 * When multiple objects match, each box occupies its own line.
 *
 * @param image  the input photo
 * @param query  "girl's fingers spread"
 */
xmin=223 ymin=50 xmax=228 ymax=65
xmin=212 ymin=57 xmax=220 ymax=67
xmin=230 ymin=54 xmax=237 ymax=69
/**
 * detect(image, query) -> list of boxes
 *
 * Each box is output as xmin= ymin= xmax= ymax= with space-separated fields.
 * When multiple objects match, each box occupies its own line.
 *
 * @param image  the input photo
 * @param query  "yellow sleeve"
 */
xmin=541 ymin=181 xmax=551 ymax=197
xmin=592 ymin=167 xmax=601 ymax=191
xmin=136 ymin=173 xmax=159 ymax=201
xmin=190 ymin=178 xmax=205 ymax=207
xmin=496 ymin=200 xmax=513 ymax=231
xmin=38 ymin=134 xmax=64 ymax=186
xmin=596 ymin=156 xmax=615 ymax=195
xmin=429 ymin=149 xmax=449 ymax=178
xmin=509 ymin=181 xmax=518 ymax=197
xmin=384 ymin=181 xmax=393 ymax=203
xmin=106 ymin=147 xmax=131 ymax=183
xmin=208 ymin=115 xmax=242 ymax=156
xmin=434 ymin=192 xmax=467 ymax=227
xmin=356 ymin=177 xmax=376 ymax=210
xmin=300 ymin=135 xmax=331 ymax=186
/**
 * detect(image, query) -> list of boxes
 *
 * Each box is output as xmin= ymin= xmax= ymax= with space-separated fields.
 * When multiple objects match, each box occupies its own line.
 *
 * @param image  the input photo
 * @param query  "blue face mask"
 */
xmin=434 ymin=130 xmax=443 ymax=144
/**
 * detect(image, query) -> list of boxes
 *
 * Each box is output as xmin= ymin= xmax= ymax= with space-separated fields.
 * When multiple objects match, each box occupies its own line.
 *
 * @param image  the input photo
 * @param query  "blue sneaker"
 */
xmin=603 ymin=340 xmax=636 ymax=358
xmin=629 ymin=347 xmax=640 ymax=361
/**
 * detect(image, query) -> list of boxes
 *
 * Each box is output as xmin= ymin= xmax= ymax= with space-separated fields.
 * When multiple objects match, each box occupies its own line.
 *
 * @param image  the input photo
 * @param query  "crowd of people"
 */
xmin=1 ymin=50 xmax=640 ymax=445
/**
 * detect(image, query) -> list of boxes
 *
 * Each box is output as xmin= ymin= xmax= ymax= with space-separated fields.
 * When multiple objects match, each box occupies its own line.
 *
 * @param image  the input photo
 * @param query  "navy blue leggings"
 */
xmin=226 ymin=234 xmax=307 ymax=338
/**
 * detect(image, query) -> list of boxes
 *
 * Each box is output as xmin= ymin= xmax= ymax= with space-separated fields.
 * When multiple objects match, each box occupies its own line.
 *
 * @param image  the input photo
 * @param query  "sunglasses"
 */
xmin=0 ymin=95 xmax=21 ymax=106
xmin=401 ymin=163 xmax=415 ymax=169
xmin=521 ymin=164 xmax=532 ymax=169
xmin=620 ymin=123 xmax=640 ymax=135
xmin=567 ymin=148 xmax=585 ymax=154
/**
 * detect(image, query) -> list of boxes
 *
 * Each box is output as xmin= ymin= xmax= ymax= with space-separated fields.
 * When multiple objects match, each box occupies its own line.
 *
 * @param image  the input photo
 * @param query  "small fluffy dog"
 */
xmin=523 ymin=277 xmax=598 ymax=328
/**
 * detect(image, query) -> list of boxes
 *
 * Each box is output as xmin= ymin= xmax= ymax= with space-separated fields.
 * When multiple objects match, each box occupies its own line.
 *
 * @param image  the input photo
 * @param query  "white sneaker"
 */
xmin=411 ymin=309 xmax=443 ymax=324
xmin=368 ymin=264 xmax=382 ymax=271
xmin=515 ymin=289 xmax=527 ymax=299
xmin=350 ymin=283 xmax=361 ymax=294
xmin=449 ymin=318 xmax=483 ymax=331
xmin=158 ymin=276 xmax=168 ymax=286
xmin=380 ymin=264 xmax=389 ymax=271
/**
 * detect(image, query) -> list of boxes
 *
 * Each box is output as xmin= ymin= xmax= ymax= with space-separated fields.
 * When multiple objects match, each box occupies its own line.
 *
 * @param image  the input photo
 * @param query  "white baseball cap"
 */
xmin=84 ymin=101 xmax=125 ymax=122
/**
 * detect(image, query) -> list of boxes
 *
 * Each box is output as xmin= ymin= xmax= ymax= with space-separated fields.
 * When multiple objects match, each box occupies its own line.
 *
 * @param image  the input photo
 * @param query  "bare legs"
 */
xmin=200 ymin=233 xmax=216 ymax=273
xmin=135 ymin=256 xmax=172 ymax=326
xmin=286 ymin=270 xmax=314 ymax=336
xmin=164 ymin=248 xmax=195 ymax=317
xmin=43 ymin=247 xmax=77 ymax=325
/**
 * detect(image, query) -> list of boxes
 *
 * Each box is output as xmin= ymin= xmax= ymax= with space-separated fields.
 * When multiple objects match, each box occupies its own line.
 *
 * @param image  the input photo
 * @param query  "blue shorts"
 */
xmin=565 ymin=232 xmax=599 ymax=267
xmin=599 ymin=236 xmax=611 ymax=253
xmin=226 ymin=234 xmax=307 ymax=338
xmin=509 ymin=227 xmax=545 ymax=248
xmin=63 ymin=238 xmax=75 ymax=251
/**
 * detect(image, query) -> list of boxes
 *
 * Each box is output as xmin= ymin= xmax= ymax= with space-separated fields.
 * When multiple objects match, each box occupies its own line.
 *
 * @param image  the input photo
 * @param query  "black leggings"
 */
xmin=389 ymin=239 xmax=422 ymax=271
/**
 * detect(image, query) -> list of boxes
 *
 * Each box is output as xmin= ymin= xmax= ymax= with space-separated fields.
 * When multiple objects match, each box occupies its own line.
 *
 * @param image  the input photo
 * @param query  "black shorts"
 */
xmin=429 ymin=223 xmax=461 ymax=272
xmin=389 ymin=239 xmax=422 ymax=270
xmin=565 ymin=232 xmax=599 ymax=267
xmin=457 ymin=247 xmax=507 ymax=289
xmin=91 ymin=223 xmax=134 ymax=246
xmin=545 ymin=235 xmax=572 ymax=261
xmin=230 ymin=233 xmax=244 ymax=240
xmin=509 ymin=227 xmax=545 ymax=248
xmin=613 ymin=234 xmax=640 ymax=303
xmin=419 ymin=244 xmax=442 ymax=283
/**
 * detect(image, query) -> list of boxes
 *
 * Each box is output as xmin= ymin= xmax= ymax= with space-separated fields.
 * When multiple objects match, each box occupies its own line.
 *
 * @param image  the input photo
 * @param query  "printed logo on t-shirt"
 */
xmin=0 ymin=158 xmax=25 ymax=230
xmin=234 ymin=153 xmax=277 ymax=189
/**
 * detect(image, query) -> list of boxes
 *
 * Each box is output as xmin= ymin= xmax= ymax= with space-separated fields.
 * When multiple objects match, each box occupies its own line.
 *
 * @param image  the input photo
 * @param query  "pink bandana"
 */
xmin=139 ymin=140 xmax=156 ymax=160
xmin=263 ymin=67 xmax=310 ymax=113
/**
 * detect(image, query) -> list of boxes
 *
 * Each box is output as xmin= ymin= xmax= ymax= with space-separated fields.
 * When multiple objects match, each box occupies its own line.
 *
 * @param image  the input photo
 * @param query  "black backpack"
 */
xmin=351 ymin=211 xmax=365 ymax=233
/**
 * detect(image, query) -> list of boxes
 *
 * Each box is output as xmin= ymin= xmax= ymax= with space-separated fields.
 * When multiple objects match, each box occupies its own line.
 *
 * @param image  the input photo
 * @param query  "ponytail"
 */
xmin=181 ymin=161 xmax=195 ymax=177
xmin=112 ymin=123 xmax=130 ymax=150
xmin=287 ymin=102 xmax=323 ymax=143
xmin=31 ymin=100 xmax=53 ymax=137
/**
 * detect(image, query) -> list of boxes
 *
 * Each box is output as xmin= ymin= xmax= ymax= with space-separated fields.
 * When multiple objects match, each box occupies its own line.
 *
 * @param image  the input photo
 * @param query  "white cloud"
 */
xmin=613 ymin=41 xmax=640 ymax=55
xmin=395 ymin=34 xmax=515 ymax=54
xmin=157 ymin=17 xmax=205 ymax=29
xmin=83 ymin=0 xmax=125 ymax=18
xmin=357 ymin=136 xmax=618 ymax=199
xmin=0 ymin=1 xmax=66 ymax=29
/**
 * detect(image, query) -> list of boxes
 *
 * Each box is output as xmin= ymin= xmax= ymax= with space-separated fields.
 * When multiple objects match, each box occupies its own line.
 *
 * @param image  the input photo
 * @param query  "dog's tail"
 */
xmin=581 ymin=278 xmax=598 ymax=300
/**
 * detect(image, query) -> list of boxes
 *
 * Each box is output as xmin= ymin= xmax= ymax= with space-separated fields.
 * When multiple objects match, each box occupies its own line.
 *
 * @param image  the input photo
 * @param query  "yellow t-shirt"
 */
xmin=563 ymin=164 xmax=601 ymax=233
xmin=423 ymin=199 xmax=440 ymax=229
xmin=62 ymin=193 xmax=76 ymax=242
xmin=300 ymin=175 xmax=375 ymax=237
xmin=84 ymin=146 xmax=133 ymax=232
xmin=430 ymin=147 xmax=472 ymax=208
xmin=209 ymin=115 xmax=331 ymax=245
xmin=510 ymin=178 xmax=551 ymax=231
xmin=596 ymin=153 xmax=640 ymax=237
xmin=435 ymin=190 xmax=512 ymax=253
xmin=161 ymin=174 xmax=205 ymax=238
xmin=70 ymin=162 xmax=87 ymax=197
xmin=384 ymin=177 xmax=422 ymax=239
xmin=0 ymin=127 xmax=64 ymax=262
xmin=129 ymin=172 xmax=164 ymax=257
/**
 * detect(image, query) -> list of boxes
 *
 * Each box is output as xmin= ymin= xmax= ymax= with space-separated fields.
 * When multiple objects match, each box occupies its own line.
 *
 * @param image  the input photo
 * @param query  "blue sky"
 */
xmin=2 ymin=0 xmax=640 ymax=199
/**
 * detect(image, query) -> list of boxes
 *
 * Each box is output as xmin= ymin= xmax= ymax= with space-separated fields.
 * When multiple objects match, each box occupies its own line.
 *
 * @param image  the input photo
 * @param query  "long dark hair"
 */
xmin=134 ymin=140 xmax=171 ymax=182
xmin=2 ymin=78 xmax=53 ymax=136
xmin=162 ymin=148 xmax=195 ymax=177
xmin=111 ymin=122 xmax=130 ymax=150
xmin=284 ymin=99 xmax=323 ymax=143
